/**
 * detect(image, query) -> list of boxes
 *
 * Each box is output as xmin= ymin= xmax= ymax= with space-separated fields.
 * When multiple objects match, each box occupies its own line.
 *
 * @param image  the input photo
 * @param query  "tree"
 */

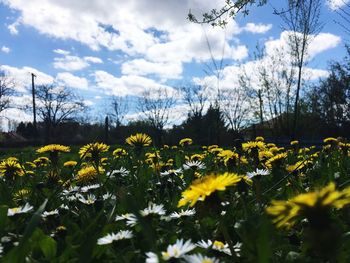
xmin=138 ymin=88 xmax=177 ymax=145
xmin=110 ymin=95 xmax=129 ymax=127
xmin=36 ymin=84 xmax=85 ymax=142
xmin=188 ymin=0 xmax=267 ymax=26
xmin=277 ymin=0 xmax=323 ymax=138
xmin=0 ymin=71 xmax=15 ymax=114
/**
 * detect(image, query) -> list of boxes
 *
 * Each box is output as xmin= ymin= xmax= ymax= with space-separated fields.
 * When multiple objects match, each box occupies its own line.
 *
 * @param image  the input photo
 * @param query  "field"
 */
xmin=1 ymin=134 xmax=350 ymax=262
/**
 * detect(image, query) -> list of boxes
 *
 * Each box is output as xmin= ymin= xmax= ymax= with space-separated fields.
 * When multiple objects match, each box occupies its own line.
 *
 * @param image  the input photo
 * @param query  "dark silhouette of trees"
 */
xmin=0 ymin=71 xmax=15 ymax=114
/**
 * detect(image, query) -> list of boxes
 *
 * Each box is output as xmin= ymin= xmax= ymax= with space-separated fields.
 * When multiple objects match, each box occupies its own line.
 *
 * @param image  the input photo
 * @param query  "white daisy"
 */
xmin=80 ymin=184 xmax=101 ymax=193
xmin=183 ymin=160 xmax=206 ymax=170
xmin=169 ymin=209 xmax=196 ymax=219
xmin=62 ymin=186 xmax=80 ymax=196
xmin=145 ymin=252 xmax=159 ymax=263
xmin=42 ymin=209 xmax=59 ymax=218
xmin=140 ymin=203 xmax=166 ymax=217
xmin=115 ymin=213 xmax=138 ymax=227
xmin=196 ymin=240 xmax=232 ymax=256
xmin=160 ymin=168 xmax=183 ymax=177
xmin=78 ymin=194 xmax=96 ymax=205
xmin=183 ymin=253 xmax=221 ymax=263
xmin=97 ymin=230 xmax=133 ymax=245
xmin=7 ymin=203 xmax=33 ymax=216
xmin=161 ymin=239 xmax=196 ymax=260
xmin=0 ymin=243 xmax=3 ymax=256
xmin=108 ymin=167 xmax=130 ymax=177
xmin=246 ymin=168 xmax=270 ymax=179
xmin=102 ymin=192 xmax=116 ymax=200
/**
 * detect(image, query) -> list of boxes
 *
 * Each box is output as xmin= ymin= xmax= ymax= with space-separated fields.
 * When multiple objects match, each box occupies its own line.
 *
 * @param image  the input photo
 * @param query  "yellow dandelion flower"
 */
xmin=265 ymin=152 xmax=288 ymax=169
xmin=75 ymin=165 xmax=104 ymax=183
xmin=266 ymin=183 xmax=350 ymax=229
xmin=290 ymin=140 xmax=299 ymax=146
xmin=190 ymin=154 xmax=205 ymax=161
xmin=63 ymin=161 xmax=77 ymax=167
xmin=286 ymin=160 xmax=313 ymax=173
xmin=207 ymin=145 xmax=219 ymax=151
xmin=126 ymin=133 xmax=152 ymax=147
xmin=242 ymin=141 xmax=266 ymax=152
xmin=255 ymin=136 xmax=264 ymax=142
xmin=33 ymin=156 xmax=50 ymax=167
xmin=178 ymin=173 xmax=245 ymax=207
xmin=0 ymin=158 xmax=25 ymax=179
xmin=179 ymin=138 xmax=193 ymax=147
xmin=112 ymin=148 xmax=127 ymax=158
xmin=79 ymin=142 xmax=109 ymax=159
xmin=37 ymin=144 xmax=70 ymax=154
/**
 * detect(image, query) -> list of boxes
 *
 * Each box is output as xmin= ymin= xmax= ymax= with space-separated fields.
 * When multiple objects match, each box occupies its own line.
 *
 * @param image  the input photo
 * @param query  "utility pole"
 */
xmin=31 ymin=73 xmax=37 ymax=136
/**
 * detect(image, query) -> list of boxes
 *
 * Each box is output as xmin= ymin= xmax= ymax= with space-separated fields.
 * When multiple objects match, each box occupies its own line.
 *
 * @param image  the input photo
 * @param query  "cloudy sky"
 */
xmin=0 ymin=0 xmax=349 ymax=128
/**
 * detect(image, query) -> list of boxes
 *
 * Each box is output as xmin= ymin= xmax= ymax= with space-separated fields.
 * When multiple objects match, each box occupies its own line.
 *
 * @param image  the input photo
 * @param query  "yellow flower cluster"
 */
xmin=79 ymin=143 xmax=109 ymax=159
xmin=75 ymin=165 xmax=104 ymax=183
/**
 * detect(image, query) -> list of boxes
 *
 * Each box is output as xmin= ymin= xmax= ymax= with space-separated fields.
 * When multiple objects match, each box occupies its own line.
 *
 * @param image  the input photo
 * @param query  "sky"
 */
xmin=0 ymin=0 xmax=349 ymax=130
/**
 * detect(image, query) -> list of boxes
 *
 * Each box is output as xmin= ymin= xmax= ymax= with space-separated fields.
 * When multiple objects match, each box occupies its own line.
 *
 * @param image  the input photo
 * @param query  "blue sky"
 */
xmin=0 ymin=0 xmax=349 ymax=129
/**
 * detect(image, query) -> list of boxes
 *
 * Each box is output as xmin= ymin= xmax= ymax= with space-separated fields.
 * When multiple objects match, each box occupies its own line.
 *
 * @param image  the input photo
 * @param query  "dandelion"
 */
xmin=265 ymin=152 xmax=288 ymax=169
xmin=178 ymin=173 xmax=244 ymax=207
xmin=242 ymin=141 xmax=266 ymax=152
xmin=97 ymin=230 xmax=133 ymax=245
xmin=63 ymin=161 xmax=77 ymax=167
xmin=33 ymin=156 xmax=50 ymax=167
xmin=79 ymin=142 xmax=109 ymax=161
xmin=266 ymin=182 xmax=350 ymax=229
xmin=179 ymin=138 xmax=193 ymax=147
xmin=290 ymin=140 xmax=299 ymax=146
xmin=37 ymin=144 xmax=70 ymax=154
xmin=126 ymin=133 xmax=152 ymax=147
xmin=75 ymin=166 xmax=103 ymax=183
xmin=0 ymin=158 xmax=25 ymax=179
xmin=161 ymin=239 xmax=196 ymax=260
xmin=112 ymin=148 xmax=127 ymax=158
xmin=7 ymin=203 xmax=33 ymax=216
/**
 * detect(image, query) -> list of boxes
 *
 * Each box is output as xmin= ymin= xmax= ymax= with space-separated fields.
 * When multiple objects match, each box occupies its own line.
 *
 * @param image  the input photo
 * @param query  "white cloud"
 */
xmin=53 ymin=55 xmax=89 ymax=71
xmin=3 ymin=0 xmax=246 ymax=64
xmin=121 ymin=59 xmax=182 ymax=80
xmin=327 ymin=0 xmax=350 ymax=10
xmin=1 ymin=46 xmax=11 ymax=53
xmin=56 ymin=72 xmax=89 ymax=90
xmin=244 ymin=23 xmax=272 ymax=34
xmin=93 ymin=70 xmax=178 ymax=97
xmin=0 ymin=108 xmax=32 ymax=131
xmin=53 ymin=49 xmax=70 ymax=55
xmin=0 ymin=65 xmax=54 ymax=92
xmin=84 ymin=56 xmax=103 ymax=64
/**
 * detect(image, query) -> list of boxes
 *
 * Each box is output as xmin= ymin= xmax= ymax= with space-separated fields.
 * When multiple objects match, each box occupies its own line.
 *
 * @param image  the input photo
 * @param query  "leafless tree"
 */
xmin=138 ymin=88 xmax=177 ymax=144
xmin=110 ymin=95 xmax=129 ymax=127
xmin=181 ymin=85 xmax=208 ymax=118
xmin=36 ymin=84 xmax=85 ymax=142
xmin=221 ymin=87 xmax=251 ymax=132
xmin=0 ymin=71 xmax=15 ymax=113
xmin=277 ymin=0 xmax=323 ymax=138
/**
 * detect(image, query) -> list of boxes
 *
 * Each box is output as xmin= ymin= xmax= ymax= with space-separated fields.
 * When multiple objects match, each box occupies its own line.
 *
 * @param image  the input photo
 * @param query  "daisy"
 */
xmin=42 ymin=209 xmax=59 ymax=218
xmin=108 ymin=167 xmax=130 ymax=177
xmin=169 ymin=208 xmax=196 ymax=219
xmin=78 ymin=194 xmax=96 ymax=205
xmin=183 ymin=253 xmax=221 ymax=263
xmin=145 ymin=252 xmax=159 ymax=263
xmin=80 ymin=184 xmax=101 ymax=193
xmin=161 ymin=239 xmax=196 ymax=260
xmin=140 ymin=203 xmax=166 ymax=217
xmin=7 ymin=203 xmax=33 ymax=217
xmin=97 ymin=230 xmax=133 ymax=245
xmin=115 ymin=213 xmax=138 ymax=227
xmin=246 ymin=168 xmax=270 ymax=179
xmin=183 ymin=160 xmax=206 ymax=171
xmin=102 ymin=192 xmax=116 ymax=200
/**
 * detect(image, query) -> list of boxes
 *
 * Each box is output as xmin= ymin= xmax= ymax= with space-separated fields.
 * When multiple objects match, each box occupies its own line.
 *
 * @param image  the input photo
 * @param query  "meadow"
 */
xmin=1 ymin=134 xmax=350 ymax=262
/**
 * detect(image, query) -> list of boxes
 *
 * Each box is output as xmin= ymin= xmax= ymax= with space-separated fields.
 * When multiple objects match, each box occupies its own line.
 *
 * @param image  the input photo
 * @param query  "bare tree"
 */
xmin=0 ymin=71 xmax=15 ymax=113
xmin=181 ymin=85 xmax=208 ymax=118
xmin=138 ymin=88 xmax=177 ymax=144
xmin=277 ymin=0 xmax=323 ymax=138
xmin=221 ymin=87 xmax=251 ymax=132
xmin=36 ymin=84 xmax=85 ymax=142
xmin=110 ymin=95 xmax=129 ymax=127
